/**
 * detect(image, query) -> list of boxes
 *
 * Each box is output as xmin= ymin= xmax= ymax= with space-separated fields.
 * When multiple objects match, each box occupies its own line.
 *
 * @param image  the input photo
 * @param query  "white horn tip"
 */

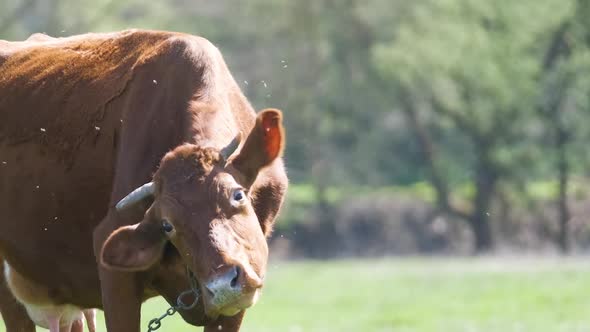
xmin=115 ymin=182 xmax=155 ymax=211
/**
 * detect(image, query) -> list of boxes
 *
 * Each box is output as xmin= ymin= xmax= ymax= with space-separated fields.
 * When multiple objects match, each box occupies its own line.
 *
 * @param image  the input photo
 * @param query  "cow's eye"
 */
xmin=230 ymin=188 xmax=247 ymax=207
xmin=162 ymin=220 xmax=174 ymax=234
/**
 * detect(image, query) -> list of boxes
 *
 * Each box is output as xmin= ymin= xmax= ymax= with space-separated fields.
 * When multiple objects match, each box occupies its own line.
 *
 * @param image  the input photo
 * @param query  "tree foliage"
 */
xmin=2 ymin=0 xmax=590 ymax=253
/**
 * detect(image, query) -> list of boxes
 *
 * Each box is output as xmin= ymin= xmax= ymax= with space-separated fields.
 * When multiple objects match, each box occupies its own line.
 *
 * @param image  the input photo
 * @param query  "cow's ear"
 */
xmin=230 ymin=109 xmax=285 ymax=187
xmin=100 ymin=222 xmax=166 ymax=271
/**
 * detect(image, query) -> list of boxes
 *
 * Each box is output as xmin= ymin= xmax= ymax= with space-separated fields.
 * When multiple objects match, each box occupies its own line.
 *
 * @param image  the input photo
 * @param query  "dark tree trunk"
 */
xmin=471 ymin=214 xmax=493 ymax=252
xmin=471 ymin=155 xmax=497 ymax=253
xmin=401 ymin=102 xmax=451 ymax=211
xmin=556 ymin=127 xmax=570 ymax=253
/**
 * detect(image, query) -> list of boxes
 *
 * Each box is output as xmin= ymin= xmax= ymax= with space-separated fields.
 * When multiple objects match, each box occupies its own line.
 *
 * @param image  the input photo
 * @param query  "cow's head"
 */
xmin=99 ymin=109 xmax=285 ymax=320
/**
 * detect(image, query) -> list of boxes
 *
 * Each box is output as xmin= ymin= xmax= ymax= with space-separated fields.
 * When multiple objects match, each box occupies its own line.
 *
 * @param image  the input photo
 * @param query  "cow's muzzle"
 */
xmin=202 ymin=264 xmax=263 ymax=317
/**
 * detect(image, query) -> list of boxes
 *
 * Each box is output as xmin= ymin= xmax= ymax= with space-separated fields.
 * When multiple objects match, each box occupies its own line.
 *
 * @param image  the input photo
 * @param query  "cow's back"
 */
xmin=0 ymin=30 xmax=176 ymax=159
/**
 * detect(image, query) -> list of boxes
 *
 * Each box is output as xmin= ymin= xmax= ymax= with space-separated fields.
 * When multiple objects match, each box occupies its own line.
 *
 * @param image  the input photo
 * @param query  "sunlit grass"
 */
xmin=1 ymin=257 xmax=589 ymax=332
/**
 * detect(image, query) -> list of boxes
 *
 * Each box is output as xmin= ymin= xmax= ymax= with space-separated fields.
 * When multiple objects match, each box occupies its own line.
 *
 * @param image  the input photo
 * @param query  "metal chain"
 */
xmin=147 ymin=267 xmax=200 ymax=332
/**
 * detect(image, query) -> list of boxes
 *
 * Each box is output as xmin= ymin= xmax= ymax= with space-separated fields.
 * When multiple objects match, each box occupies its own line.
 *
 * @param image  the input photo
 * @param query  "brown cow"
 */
xmin=0 ymin=29 xmax=288 ymax=332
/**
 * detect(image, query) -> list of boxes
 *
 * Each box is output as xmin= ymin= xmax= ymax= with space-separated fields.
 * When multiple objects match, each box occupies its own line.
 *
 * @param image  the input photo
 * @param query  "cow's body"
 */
xmin=0 ymin=30 xmax=287 ymax=332
xmin=3 ymin=261 xmax=96 ymax=332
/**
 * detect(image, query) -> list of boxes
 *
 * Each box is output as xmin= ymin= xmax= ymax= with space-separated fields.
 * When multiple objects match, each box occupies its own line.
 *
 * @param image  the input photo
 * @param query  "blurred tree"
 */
xmin=373 ymin=0 xmax=575 ymax=252
xmin=3 ymin=0 xmax=590 ymax=254
xmin=538 ymin=0 xmax=590 ymax=253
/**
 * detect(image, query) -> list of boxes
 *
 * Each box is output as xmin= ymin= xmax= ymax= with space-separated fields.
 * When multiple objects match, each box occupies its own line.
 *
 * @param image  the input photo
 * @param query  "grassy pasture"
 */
xmin=1 ymin=257 xmax=589 ymax=332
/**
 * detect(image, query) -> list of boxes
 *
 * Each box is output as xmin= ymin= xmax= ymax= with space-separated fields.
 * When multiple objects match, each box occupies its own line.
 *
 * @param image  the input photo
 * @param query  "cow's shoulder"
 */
xmin=127 ymin=30 xmax=225 ymax=79
xmin=26 ymin=33 xmax=54 ymax=42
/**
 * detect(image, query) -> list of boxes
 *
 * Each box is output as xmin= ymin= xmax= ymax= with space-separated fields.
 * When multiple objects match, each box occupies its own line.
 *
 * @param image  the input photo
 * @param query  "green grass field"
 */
xmin=1 ymin=257 xmax=589 ymax=332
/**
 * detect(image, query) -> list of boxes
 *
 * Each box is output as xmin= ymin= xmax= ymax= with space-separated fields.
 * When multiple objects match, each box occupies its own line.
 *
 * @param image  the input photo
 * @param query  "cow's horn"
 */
xmin=220 ymin=133 xmax=241 ymax=160
xmin=115 ymin=182 xmax=155 ymax=211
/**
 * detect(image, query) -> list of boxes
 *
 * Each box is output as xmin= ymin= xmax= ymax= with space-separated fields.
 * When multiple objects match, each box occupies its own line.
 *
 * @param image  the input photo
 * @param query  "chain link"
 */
xmin=147 ymin=267 xmax=200 ymax=332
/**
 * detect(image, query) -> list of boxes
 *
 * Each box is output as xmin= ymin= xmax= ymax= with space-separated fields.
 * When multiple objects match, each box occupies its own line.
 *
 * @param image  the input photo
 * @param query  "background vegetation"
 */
xmin=3 ymin=0 xmax=590 ymax=256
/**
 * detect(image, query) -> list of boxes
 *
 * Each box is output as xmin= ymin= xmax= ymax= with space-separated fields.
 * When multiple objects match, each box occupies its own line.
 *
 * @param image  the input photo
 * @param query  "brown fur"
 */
xmin=157 ymin=145 xmax=222 ymax=186
xmin=0 ymin=30 xmax=174 ymax=162
xmin=0 ymin=30 xmax=288 ymax=332
xmin=3 ymin=261 xmax=96 ymax=332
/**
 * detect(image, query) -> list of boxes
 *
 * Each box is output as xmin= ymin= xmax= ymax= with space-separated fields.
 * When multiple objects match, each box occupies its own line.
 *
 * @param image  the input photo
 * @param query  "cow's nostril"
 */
xmin=230 ymin=266 xmax=240 ymax=289
xmin=205 ymin=265 xmax=241 ymax=299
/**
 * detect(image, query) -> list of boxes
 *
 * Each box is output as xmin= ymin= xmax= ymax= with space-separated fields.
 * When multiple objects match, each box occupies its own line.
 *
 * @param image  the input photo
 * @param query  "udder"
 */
xmin=3 ymin=262 xmax=96 ymax=332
